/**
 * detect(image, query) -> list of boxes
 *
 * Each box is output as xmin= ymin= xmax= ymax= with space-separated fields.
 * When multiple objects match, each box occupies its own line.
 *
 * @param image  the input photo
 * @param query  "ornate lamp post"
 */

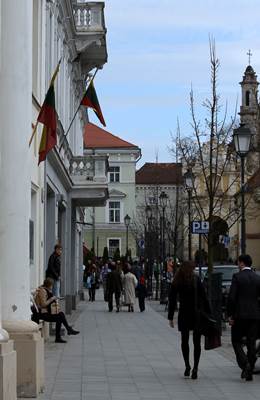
xmin=233 ymin=125 xmax=253 ymax=254
xmin=184 ymin=169 xmax=194 ymax=260
xmin=159 ymin=191 xmax=168 ymax=262
xmin=124 ymin=214 xmax=131 ymax=258
xmin=145 ymin=205 xmax=153 ymax=297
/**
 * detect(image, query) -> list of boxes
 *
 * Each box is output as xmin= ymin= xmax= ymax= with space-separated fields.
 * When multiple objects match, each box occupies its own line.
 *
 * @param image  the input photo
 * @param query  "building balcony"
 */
xmin=71 ymin=1 xmax=107 ymax=73
xmin=69 ymin=154 xmax=109 ymax=206
xmin=69 ymin=154 xmax=108 ymax=184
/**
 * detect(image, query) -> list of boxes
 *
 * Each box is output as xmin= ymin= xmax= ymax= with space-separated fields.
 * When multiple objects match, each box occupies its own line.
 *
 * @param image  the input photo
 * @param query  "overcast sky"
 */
xmin=92 ymin=0 xmax=260 ymax=166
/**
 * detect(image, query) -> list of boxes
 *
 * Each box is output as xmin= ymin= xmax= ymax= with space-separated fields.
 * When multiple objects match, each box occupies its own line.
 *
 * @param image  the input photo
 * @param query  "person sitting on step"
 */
xmin=35 ymin=278 xmax=79 ymax=343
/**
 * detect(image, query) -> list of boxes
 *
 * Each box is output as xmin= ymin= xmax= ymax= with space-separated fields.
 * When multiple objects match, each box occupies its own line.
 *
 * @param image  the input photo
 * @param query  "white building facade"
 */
xmin=84 ymin=123 xmax=141 ymax=259
xmin=0 ymin=1 xmax=108 ymax=398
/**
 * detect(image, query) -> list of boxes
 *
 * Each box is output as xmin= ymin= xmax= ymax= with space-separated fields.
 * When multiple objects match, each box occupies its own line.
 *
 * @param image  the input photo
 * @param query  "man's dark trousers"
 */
xmin=231 ymin=319 xmax=258 ymax=371
xmin=108 ymin=291 xmax=120 ymax=311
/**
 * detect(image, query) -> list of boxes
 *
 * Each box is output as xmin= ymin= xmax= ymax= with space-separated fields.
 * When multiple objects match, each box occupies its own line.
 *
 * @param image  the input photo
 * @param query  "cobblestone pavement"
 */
xmin=37 ymin=292 xmax=260 ymax=400
xmin=148 ymin=300 xmax=237 ymax=363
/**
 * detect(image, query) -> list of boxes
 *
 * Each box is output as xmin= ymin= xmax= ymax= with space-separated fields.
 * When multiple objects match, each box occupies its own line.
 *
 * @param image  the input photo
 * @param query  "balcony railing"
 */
xmin=72 ymin=1 xmax=105 ymax=32
xmin=69 ymin=155 xmax=108 ymax=185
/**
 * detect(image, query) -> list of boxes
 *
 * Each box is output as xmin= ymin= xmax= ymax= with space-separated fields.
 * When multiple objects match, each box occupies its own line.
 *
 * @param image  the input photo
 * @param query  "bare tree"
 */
xmin=170 ymin=38 xmax=240 ymax=273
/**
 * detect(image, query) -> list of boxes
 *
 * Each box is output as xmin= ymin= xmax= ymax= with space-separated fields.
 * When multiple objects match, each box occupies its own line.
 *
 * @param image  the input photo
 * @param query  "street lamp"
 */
xmin=184 ymin=169 xmax=194 ymax=260
xmin=124 ymin=214 xmax=131 ymax=257
xmin=233 ymin=124 xmax=253 ymax=254
xmin=159 ymin=191 xmax=168 ymax=262
xmin=145 ymin=205 xmax=153 ymax=297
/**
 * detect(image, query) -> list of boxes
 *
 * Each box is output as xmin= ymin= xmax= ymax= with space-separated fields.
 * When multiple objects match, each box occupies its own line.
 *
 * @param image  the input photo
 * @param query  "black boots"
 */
xmin=184 ymin=366 xmax=191 ymax=377
xmin=191 ymin=368 xmax=198 ymax=379
xmin=55 ymin=337 xmax=67 ymax=343
xmin=67 ymin=327 xmax=80 ymax=335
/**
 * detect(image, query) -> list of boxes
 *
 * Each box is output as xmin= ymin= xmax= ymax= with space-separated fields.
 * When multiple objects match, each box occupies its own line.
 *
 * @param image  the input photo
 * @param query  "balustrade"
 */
xmin=73 ymin=1 xmax=104 ymax=32
xmin=69 ymin=156 xmax=95 ymax=182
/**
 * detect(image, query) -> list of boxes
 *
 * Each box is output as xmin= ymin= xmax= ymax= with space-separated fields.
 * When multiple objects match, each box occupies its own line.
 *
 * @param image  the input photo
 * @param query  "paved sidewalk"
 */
xmin=38 ymin=293 xmax=260 ymax=400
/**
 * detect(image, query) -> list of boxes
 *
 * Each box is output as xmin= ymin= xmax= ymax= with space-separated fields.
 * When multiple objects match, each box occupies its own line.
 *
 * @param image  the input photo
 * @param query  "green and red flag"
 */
xmin=81 ymin=80 xmax=106 ymax=127
xmin=38 ymin=84 xmax=57 ymax=164
xmin=37 ymin=60 xmax=61 ymax=164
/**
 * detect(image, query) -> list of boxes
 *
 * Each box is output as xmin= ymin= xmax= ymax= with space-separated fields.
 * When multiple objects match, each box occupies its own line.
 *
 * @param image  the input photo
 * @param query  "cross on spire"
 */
xmin=247 ymin=49 xmax=252 ymax=65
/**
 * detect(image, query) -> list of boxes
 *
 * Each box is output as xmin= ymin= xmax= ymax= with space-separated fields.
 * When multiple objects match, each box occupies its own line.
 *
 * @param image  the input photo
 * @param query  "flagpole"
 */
xmin=29 ymin=58 xmax=62 ymax=147
xmin=58 ymin=67 xmax=99 ymax=153
xmin=29 ymin=121 xmax=39 ymax=147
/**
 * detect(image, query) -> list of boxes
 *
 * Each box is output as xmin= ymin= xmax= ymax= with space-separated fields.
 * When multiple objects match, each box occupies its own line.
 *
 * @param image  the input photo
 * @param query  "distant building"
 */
xmin=135 ymin=163 xmax=183 ymax=260
xmin=84 ymin=123 xmax=141 ymax=259
xmin=238 ymin=63 xmax=260 ymax=267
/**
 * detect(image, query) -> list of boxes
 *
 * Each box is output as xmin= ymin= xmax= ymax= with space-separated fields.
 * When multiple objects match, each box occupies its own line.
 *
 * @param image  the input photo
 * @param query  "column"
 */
xmin=0 ymin=1 xmax=44 ymax=397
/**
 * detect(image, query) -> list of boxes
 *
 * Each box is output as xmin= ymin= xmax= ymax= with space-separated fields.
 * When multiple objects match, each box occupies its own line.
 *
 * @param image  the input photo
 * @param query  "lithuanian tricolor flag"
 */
xmin=37 ymin=60 xmax=61 ymax=164
xmin=81 ymin=80 xmax=106 ymax=127
xmin=38 ymin=83 xmax=57 ymax=164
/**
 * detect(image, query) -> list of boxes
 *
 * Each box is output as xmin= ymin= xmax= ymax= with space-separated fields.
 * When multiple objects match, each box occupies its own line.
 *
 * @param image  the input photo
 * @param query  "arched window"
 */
xmin=246 ymin=90 xmax=250 ymax=106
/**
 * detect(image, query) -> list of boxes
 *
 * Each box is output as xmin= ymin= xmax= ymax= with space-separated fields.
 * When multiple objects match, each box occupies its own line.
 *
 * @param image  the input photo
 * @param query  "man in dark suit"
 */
xmin=227 ymin=254 xmax=260 ymax=381
xmin=106 ymin=263 xmax=123 ymax=312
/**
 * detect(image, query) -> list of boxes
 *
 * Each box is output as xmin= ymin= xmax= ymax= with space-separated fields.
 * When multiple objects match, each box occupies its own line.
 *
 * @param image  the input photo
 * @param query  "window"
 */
xmin=108 ymin=239 xmax=120 ymax=258
xmin=148 ymin=196 xmax=156 ymax=205
xmin=109 ymin=201 xmax=121 ymax=223
xmin=246 ymin=91 xmax=250 ymax=106
xmin=29 ymin=219 xmax=34 ymax=264
xmin=109 ymin=166 xmax=120 ymax=183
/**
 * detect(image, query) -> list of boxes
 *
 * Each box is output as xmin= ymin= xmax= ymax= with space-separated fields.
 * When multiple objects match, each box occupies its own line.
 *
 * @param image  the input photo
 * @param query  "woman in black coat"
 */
xmin=168 ymin=261 xmax=210 ymax=379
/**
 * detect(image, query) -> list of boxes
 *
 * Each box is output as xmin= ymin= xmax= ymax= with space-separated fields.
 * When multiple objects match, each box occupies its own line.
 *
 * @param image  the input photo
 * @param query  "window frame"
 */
xmin=107 ymin=238 xmax=121 ymax=258
xmin=108 ymin=200 xmax=121 ymax=223
xmin=109 ymin=166 xmax=120 ymax=183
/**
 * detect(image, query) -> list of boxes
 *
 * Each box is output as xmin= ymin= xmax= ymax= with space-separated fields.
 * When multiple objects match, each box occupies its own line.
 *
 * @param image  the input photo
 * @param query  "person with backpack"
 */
xmin=35 ymin=278 xmax=79 ymax=343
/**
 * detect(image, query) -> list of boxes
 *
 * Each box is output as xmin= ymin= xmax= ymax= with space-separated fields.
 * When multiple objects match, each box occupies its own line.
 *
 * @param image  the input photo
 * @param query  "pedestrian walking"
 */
xmin=88 ymin=265 xmax=99 ymax=302
xmin=101 ymin=262 xmax=110 ymax=301
xmin=106 ymin=263 xmax=123 ymax=312
xmin=168 ymin=261 xmax=210 ymax=379
xmin=35 ymin=278 xmax=79 ymax=343
xmin=46 ymin=244 xmax=62 ymax=297
xmin=123 ymin=265 xmax=138 ymax=312
xmin=137 ymin=275 xmax=147 ymax=312
xmin=227 ymin=254 xmax=260 ymax=381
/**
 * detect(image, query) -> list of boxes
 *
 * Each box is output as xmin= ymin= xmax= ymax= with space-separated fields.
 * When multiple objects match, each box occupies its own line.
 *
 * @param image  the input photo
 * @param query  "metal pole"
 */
xmin=188 ymin=190 xmax=192 ymax=260
xmin=199 ymin=234 xmax=202 ymax=279
xmin=126 ymin=226 xmax=129 ymax=257
xmin=97 ymin=236 xmax=99 ymax=258
xmin=240 ymin=155 xmax=246 ymax=254
xmin=162 ymin=207 xmax=165 ymax=261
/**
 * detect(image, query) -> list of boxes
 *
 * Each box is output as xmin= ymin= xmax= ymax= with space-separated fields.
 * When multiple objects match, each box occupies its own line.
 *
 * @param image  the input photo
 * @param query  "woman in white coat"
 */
xmin=123 ymin=265 xmax=138 ymax=312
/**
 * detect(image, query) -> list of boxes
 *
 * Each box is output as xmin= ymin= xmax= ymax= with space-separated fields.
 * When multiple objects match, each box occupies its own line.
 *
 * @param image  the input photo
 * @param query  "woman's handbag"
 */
xmin=204 ymin=330 xmax=221 ymax=350
xmin=194 ymin=276 xmax=221 ymax=350
xmin=50 ymin=300 xmax=61 ymax=315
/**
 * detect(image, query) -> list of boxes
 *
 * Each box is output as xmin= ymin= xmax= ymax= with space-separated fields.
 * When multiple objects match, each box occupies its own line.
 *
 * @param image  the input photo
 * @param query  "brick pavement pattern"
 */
xmin=38 ymin=293 xmax=260 ymax=400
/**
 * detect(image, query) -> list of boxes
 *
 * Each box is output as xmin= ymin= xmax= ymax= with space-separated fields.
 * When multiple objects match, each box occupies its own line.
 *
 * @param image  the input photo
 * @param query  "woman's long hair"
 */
xmin=173 ymin=261 xmax=196 ymax=287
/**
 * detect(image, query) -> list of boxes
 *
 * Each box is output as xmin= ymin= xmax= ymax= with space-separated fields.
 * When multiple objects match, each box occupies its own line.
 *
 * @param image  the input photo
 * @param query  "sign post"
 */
xmin=191 ymin=221 xmax=209 ymax=279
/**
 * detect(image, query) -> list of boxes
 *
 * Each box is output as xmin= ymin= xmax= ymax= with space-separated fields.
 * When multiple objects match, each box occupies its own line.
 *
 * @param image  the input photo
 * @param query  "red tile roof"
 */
xmin=84 ymin=122 xmax=138 ymax=149
xmin=136 ymin=163 xmax=183 ymax=185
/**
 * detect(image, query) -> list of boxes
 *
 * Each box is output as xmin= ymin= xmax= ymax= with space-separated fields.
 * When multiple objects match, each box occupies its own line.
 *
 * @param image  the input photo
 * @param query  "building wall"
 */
xmin=30 ymin=0 xmax=46 ymax=290
xmin=84 ymin=150 xmax=140 ymax=259
xmin=135 ymin=184 xmax=184 ymax=259
xmin=245 ymin=196 xmax=260 ymax=269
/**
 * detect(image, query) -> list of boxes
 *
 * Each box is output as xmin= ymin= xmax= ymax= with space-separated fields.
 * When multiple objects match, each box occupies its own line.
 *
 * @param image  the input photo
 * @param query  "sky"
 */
xmin=91 ymin=0 xmax=260 ymax=167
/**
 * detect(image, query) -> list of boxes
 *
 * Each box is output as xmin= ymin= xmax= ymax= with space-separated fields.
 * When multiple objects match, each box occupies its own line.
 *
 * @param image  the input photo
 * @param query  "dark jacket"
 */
xmin=168 ymin=274 xmax=210 ymax=332
xmin=106 ymin=270 xmax=122 ymax=294
xmin=46 ymin=252 xmax=61 ymax=281
xmin=227 ymin=269 xmax=260 ymax=320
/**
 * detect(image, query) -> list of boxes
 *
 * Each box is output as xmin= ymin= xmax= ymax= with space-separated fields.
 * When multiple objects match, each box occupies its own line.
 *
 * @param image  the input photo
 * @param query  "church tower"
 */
xmin=239 ymin=64 xmax=260 ymax=171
